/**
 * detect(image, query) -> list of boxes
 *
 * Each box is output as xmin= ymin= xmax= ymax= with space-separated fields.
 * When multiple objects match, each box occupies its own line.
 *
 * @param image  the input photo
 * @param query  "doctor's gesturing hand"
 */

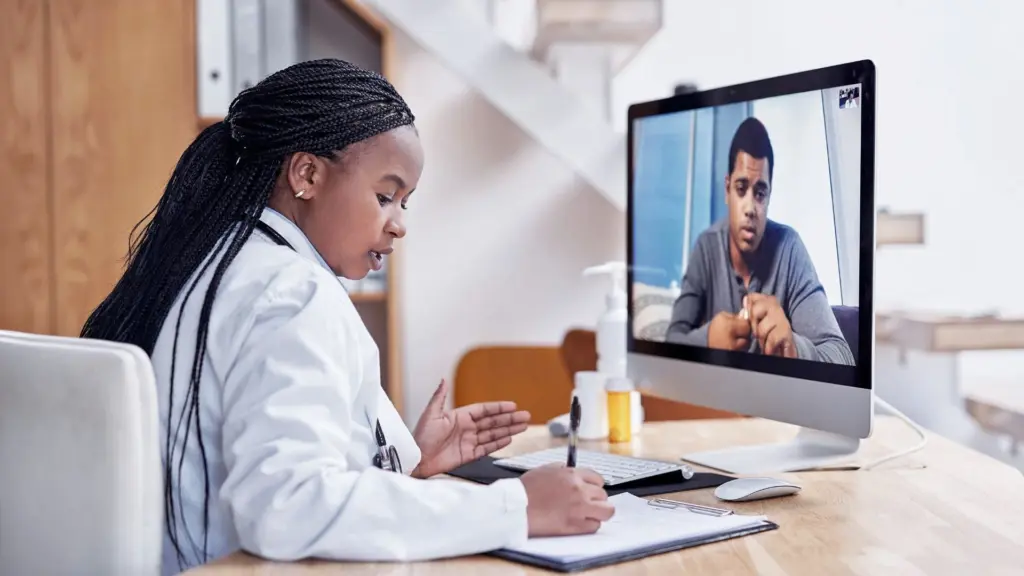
xmin=411 ymin=378 xmax=531 ymax=478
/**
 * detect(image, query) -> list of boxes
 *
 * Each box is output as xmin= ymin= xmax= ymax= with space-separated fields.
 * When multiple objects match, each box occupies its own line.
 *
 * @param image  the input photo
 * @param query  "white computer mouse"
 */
xmin=714 ymin=477 xmax=801 ymax=502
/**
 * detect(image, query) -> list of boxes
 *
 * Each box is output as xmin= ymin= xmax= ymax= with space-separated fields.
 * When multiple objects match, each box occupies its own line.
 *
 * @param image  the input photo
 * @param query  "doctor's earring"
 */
xmin=294 ymin=189 xmax=306 ymax=199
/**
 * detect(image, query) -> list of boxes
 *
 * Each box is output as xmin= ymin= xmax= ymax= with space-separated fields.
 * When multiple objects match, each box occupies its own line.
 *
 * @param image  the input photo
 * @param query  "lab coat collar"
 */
xmin=257 ymin=208 xmax=334 ymax=274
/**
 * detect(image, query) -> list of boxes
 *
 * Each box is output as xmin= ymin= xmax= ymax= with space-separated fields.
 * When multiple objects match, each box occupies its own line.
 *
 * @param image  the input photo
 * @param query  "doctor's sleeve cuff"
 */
xmin=492 ymin=478 xmax=529 ymax=548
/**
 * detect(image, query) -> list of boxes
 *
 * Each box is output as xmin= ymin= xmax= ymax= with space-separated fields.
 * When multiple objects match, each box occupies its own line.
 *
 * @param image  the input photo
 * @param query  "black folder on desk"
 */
xmin=487 ymin=493 xmax=779 ymax=573
xmin=448 ymin=455 xmax=734 ymax=497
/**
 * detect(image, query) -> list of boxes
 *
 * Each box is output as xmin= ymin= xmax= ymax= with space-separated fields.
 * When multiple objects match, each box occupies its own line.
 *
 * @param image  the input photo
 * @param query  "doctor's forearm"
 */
xmin=226 ymin=465 xmax=528 ymax=562
xmin=215 ymin=273 xmax=533 ymax=564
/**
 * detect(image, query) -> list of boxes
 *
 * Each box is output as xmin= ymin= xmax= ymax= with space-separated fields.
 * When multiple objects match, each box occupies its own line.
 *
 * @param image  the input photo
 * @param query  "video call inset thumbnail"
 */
xmin=839 ymin=86 xmax=860 ymax=109
xmin=631 ymin=85 xmax=863 ymax=366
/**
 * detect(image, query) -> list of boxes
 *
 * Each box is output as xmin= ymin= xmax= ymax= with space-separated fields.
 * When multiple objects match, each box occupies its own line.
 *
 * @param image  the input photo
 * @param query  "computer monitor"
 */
xmin=626 ymin=60 xmax=875 ymax=474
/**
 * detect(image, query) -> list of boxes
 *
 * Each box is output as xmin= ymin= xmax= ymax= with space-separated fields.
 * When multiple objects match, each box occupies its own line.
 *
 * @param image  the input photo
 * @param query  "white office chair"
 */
xmin=0 ymin=330 xmax=162 ymax=575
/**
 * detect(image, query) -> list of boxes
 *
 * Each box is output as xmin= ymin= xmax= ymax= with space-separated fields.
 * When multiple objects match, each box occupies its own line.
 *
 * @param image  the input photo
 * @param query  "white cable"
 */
xmin=859 ymin=396 xmax=929 ymax=471
xmin=799 ymin=396 xmax=929 ymax=472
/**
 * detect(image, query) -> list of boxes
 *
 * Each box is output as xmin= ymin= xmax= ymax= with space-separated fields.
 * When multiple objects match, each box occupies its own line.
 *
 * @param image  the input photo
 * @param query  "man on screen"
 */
xmin=665 ymin=117 xmax=855 ymax=365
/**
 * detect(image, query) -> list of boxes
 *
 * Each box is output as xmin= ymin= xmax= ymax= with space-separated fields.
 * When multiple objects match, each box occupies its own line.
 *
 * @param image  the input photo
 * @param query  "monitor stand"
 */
xmin=680 ymin=427 xmax=861 ymax=475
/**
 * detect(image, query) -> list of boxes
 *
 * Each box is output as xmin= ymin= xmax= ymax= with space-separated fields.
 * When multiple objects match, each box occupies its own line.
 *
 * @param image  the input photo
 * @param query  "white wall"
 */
xmin=751 ymin=89 xmax=844 ymax=306
xmin=613 ymin=0 xmax=1024 ymax=380
xmin=822 ymin=86 xmax=862 ymax=306
xmin=390 ymin=32 xmax=624 ymax=422
xmin=389 ymin=0 xmax=1024 ymax=421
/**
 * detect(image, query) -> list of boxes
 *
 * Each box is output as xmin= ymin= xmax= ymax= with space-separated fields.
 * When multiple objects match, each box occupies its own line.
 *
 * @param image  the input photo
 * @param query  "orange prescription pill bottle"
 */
xmin=606 ymin=376 xmax=634 ymax=443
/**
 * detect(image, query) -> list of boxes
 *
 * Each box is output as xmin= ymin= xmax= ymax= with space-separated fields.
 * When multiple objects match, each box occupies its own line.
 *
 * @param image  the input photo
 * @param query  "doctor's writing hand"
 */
xmin=745 ymin=294 xmax=796 ymax=358
xmin=411 ymin=378 xmax=531 ymax=479
xmin=520 ymin=464 xmax=615 ymax=536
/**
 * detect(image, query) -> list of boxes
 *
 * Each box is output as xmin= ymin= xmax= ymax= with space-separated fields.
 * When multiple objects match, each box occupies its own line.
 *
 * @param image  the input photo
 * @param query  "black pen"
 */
xmin=567 ymin=396 xmax=581 ymax=467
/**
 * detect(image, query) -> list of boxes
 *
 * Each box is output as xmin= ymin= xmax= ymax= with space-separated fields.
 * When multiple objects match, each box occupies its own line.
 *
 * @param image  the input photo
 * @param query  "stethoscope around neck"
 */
xmin=253 ymin=219 xmax=402 ymax=474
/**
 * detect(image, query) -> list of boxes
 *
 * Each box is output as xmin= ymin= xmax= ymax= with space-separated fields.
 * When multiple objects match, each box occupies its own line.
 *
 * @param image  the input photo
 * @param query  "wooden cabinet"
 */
xmin=0 ymin=0 xmax=197 ymax=336
xmin=49 ymin=0 xmax=199 ymax=336
xmin=0 ymin=0 xmax=53 ymax=335
xmin=0 ymin=0 xmax=403 ymax=412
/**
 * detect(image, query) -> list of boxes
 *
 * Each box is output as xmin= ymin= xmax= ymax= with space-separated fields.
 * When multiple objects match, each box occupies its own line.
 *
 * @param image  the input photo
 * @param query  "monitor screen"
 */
xmin=628 ymin=65 xmax=872 ymax=389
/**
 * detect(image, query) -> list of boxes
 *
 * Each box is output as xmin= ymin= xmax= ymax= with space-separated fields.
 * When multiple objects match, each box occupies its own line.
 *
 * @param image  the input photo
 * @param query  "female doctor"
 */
xmin=80 ymin=58 xmax=614 ymax=574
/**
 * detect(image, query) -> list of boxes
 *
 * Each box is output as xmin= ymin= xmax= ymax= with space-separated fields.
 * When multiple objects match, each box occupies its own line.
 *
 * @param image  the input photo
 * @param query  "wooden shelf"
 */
xmin=964 ymin=379 xmax=1024 ymax=445
xmin=877 ymin=210 xmax=925 ymax=246
xmin=877 ymin=311 xmax=1024 ymax=352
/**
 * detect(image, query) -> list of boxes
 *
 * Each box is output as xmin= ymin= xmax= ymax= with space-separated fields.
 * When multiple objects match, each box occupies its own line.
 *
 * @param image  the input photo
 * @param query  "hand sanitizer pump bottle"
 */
xmin=583 ymin=262 xmax=643 ymax=433
xmin=583 ymin=262 xmax=628 ymax=378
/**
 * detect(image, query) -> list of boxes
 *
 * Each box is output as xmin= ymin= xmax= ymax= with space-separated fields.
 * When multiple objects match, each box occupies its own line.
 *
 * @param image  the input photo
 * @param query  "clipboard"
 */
xmin=488 ymin=493 xmax=779 ymax=573
xmin=447 ymin=455 xmax=735 ymax=497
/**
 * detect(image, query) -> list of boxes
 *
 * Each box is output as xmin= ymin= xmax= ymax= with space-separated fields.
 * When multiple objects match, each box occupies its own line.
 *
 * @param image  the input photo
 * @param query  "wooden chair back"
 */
xmin=452 ymin=345 xmax=574 ymax=424
xmin=451 ymin=329 xmax=743 ymax=426
xmin=559 ymin=328 xmax=742 ymax=420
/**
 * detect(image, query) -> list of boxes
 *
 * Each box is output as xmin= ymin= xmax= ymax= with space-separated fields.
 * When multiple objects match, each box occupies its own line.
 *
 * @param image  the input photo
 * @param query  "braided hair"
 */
xmin=79 ymin=58 xmax=415 ymax=568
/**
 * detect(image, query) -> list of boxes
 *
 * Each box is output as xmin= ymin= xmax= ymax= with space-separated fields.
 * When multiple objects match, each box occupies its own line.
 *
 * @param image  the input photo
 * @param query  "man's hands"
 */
xmin=411 ymin=379 xmax=530 ymax=479
xmin=707 ymin=294 xmax=796 ymax=358
xmin=744 ymin=294 xmax=796 ymax=358
xmin=708 ymin=311 xmax=752 ymax=351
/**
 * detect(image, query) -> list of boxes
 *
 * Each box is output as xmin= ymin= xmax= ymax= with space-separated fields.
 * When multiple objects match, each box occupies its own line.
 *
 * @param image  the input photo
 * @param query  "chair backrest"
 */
xmin=831 ymin=305 xmax=860 ymax=362
xmin=453 ymin=345 xmax=575 ymax=424
xmin=560 ymin=329 xmax=599 ymax=376
xmin=0 ymin=330 xmax=162 ymax=575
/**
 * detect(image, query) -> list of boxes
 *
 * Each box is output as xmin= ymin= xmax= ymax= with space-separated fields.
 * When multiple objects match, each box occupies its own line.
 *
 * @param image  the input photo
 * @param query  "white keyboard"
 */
xmin=493 ymin=448 xmax=694 ymax=486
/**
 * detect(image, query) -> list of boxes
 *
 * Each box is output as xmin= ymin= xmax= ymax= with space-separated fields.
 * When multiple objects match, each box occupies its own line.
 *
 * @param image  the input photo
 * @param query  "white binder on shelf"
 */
xmin=196 ymin=0 xmax=303 ymax=119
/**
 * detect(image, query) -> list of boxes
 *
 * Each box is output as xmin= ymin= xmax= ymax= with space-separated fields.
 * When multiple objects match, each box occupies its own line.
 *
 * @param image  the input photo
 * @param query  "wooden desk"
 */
xmin=185 ymin=417 xmax=1024 ymax=575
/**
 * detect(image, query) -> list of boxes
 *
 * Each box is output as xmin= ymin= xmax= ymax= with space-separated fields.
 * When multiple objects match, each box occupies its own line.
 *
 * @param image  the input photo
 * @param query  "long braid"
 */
xmin=79 ymin=59 xmax=415 ymax=569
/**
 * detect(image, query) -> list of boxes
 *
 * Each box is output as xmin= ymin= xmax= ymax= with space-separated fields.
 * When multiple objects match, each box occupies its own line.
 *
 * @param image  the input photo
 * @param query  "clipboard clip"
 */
xmin=647 ymin=498 xmax=733 ymax=517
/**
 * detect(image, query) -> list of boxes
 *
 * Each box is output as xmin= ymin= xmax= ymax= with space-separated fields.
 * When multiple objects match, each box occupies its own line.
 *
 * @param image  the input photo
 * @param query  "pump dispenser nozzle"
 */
xmin=583 ymin=261 xmax=627 ymax=311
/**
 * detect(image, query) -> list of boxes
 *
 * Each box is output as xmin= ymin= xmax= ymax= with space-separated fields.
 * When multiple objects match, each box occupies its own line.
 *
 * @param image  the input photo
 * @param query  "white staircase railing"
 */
xmin=355 ymin=0 xmax=666 ymax=211
xmin=487 ymin=0 xmax=662 ymax=125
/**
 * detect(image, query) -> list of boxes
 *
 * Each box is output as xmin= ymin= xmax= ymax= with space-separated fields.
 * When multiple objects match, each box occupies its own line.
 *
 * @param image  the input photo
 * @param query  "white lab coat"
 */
xmin=150 ymin=208 xmax=528 ymax=575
